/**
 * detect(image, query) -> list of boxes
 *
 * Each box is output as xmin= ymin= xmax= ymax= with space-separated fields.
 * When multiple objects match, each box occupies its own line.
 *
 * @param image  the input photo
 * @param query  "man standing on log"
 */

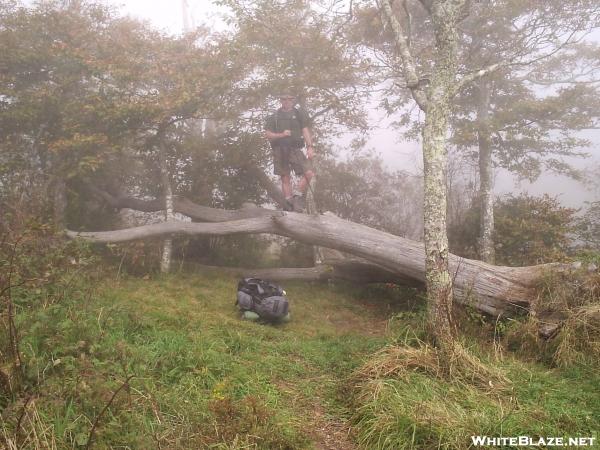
xmin=265 ymin=91 xmax=315 ymax=212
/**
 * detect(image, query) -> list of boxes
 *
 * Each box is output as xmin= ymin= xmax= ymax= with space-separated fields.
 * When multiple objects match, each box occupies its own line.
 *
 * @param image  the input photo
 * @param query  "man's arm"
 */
xmin=264 ymin=113 xmax=290 ymax=142
xmin=265 ymin=129 xmax=291 ymax=141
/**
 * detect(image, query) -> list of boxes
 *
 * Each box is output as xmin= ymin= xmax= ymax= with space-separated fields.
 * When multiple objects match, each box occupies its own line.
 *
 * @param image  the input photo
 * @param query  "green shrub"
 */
xmin=450 ymin=194 xmax=577 ymax=265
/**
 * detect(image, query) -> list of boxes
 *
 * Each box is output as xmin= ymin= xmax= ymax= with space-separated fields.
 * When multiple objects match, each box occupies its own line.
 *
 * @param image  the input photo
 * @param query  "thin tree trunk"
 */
xmin=477 ymin=79 xmax=495 ymax=264
xmin=53 ymin=178 xmax=67 ymax=230
xmin=159 ymin=143 xmax=174 ymax=273
xmin=305 ymin=175 xmax=324 ymax=264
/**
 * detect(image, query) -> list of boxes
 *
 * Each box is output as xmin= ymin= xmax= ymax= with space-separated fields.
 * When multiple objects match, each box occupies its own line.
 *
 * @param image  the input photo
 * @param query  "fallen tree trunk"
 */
xmin=66 ymin=207 xmax=551 ymax=317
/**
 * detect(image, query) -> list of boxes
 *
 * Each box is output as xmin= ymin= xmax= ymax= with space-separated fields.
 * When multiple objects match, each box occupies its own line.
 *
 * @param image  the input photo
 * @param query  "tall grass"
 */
xmin=505 ymin=268 xmax=600 ymax=367
xmin=349 ymin=268 xmax=600 ymax=450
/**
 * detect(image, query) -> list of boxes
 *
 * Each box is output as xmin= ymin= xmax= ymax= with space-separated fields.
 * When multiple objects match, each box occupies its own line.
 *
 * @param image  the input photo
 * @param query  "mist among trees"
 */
xmin=1 ymin=1 xmax=599 ymax=448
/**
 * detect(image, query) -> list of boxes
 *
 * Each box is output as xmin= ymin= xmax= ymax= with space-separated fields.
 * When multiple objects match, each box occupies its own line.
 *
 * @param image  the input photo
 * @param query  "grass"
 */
xmin=351 ymin=349 xmax=600 ymax=449
xmin=2 ymin=272 xmax=403 ymax=449
xmin=1 ymin=270 xmax=599 ymax=449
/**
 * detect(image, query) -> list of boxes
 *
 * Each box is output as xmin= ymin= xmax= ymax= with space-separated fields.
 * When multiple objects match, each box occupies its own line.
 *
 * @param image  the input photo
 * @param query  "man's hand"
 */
xmin=282 ymin=130 xmax=291 ymax=137
xmin=307 ymin=145 xmax=314 ymax=159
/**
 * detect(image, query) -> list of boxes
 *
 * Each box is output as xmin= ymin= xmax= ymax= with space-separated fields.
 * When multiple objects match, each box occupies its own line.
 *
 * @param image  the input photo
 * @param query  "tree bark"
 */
xmin=477 ymin=79 xmax=496 ymax=264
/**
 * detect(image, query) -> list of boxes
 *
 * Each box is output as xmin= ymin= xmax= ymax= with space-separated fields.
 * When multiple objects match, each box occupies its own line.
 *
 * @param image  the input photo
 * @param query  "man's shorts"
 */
xmin=272 ymin=145 xmax=313 ymax=176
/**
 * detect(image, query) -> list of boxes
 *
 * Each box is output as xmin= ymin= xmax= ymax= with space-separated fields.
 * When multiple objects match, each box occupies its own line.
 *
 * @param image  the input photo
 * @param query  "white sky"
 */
xmin=107 ymin=0 xmax=225 ymax=34
xmin=106 ymin=0 xmax=599 ymax=207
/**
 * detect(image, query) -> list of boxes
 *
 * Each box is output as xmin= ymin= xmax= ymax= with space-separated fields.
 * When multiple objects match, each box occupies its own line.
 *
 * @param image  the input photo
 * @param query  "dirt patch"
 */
xmin=306 ymin=402 xmax=357 ymax=450
xmin=275 ymin=380 xmax=358 ymax=450
xmin=326 ymin=310 xmax=388 ymax=337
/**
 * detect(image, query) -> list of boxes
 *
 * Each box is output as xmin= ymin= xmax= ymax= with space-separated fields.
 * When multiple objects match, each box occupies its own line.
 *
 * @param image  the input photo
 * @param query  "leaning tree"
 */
xmin=66 ymin=189 xmax=575 ymax=339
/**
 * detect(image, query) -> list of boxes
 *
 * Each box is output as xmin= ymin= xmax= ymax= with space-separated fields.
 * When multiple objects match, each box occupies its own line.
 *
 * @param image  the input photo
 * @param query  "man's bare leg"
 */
xmin=281 ymin=174 xmax=293 ymax=199
xmin=280 ymin=174 xmax=295 ymax=210
xmin=286 ymin=170 xmax=314 ymax=212
xmin=297 ymin=170 xmax=314 ymax=194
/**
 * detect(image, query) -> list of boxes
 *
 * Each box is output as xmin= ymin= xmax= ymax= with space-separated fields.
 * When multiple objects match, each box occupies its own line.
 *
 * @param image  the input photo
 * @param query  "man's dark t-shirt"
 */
xmin=265 ymin=107 xmax=311 ymax=148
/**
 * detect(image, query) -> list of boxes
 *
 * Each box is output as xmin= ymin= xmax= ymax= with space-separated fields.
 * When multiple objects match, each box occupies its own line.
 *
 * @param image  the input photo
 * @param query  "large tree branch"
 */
xmin=86 ymin=183 xmax=275 ymax=222
xmin=379 ymin=0 xmax=429 ymax=111
xmin=455 ymin=28 xmax=585 ymax=93
xmin=66 ymin=216 xmax=278 ymax=242
xmin=191 ymin=259 xmax=418 ymax=286
xmin=86 ymin=158 xmax=289 ymax=221
xmin=402 ymin=0 xmax=412 ymax=48
xmin=518 ymin=77 xmax=600 ymax=86
xmin=196 ymin=264 xmax=334 ymax=282
xmin=86 ymin=184 xmax=425 ymax=287
xmin=455 ymin=62 xmax=505 ymax=92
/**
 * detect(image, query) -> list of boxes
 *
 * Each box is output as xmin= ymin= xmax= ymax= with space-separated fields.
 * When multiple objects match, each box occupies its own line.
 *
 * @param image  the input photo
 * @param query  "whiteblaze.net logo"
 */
xmin=471 ymin=436 xmax=596 ymax=447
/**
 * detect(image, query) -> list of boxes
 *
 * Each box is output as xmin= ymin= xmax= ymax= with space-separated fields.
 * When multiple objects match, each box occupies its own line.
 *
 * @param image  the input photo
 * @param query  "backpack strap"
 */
xmin=238 ymin=278 xmax=284 ymax=298
xmin=292 ymin=107 xmax=303 ymax=128
xmin=274 ymin=108 xmax=303 ymax=132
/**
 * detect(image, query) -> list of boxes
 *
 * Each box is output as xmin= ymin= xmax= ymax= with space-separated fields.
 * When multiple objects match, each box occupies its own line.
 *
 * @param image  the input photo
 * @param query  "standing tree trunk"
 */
xmin=306 ymin=175 xmax=324 ymax=265
xmin=380 ymin=0 xmax=467 ymax=351
xmin=53 ymin=177 xmax=67 ymax=230
xmin=159 ymin=142 xmax=174 ymax=273
xmin=380 ymin=0 xmax=509 ymax=378
xmin=421 ymin=0 xmax=465 ymax=349
xmin=476 ymin=79 xmax=495 ymax=264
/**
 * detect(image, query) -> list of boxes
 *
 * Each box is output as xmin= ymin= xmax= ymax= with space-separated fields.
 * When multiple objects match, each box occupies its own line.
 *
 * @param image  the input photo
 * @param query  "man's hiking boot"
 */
xmin=291 ymin=194 xmax=305 ymax=213
xmin=282 ymin=195 xmax=305 ymax=213
xmin=283 ymin=198 xmax=294 ymax=211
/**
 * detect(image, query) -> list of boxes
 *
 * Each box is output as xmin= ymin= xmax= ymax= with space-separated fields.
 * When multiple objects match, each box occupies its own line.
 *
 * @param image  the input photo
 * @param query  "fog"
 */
xmin=104 ymin=0 xmax=598 ymax=208
xmin=368 ymin=116 xmax=599 ymax=208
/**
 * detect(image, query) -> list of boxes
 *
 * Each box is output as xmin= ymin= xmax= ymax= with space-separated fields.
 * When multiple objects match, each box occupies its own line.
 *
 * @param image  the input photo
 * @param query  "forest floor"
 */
xmin=2 ymin=270 xmax=599 ymax=449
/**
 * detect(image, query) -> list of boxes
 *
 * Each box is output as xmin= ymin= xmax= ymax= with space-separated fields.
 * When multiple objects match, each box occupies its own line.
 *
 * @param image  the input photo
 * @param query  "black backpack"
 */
xmin=236 ymin=278 xmax=289 ymax=321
